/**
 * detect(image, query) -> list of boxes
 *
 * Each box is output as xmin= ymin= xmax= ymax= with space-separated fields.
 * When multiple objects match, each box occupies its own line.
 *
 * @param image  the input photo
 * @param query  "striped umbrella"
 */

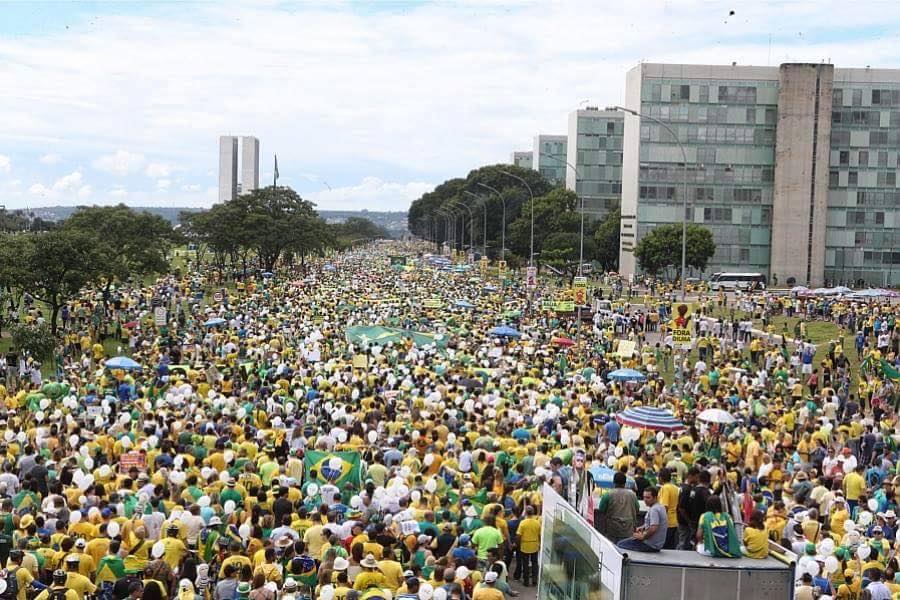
xmin=616 ymin=406 xmax=685 ymax=432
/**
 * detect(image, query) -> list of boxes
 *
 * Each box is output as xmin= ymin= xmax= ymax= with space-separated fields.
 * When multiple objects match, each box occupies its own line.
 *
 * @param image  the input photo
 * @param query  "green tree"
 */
xmin=63 ymin=204 xmax=178 ymax=303
xmin=592 ymin=208 xmax=621 ymax=272
xmin=11 ymin=230 xmax=104 ymax=334
xmin=330 ymin=217 xmax=391 ymax=248
xmin=633 ymin=224 xmax=716 ymax=278
xmin=541 ymin=232 xmax=598 ymax=277
xmin=9 ymin=322 xmax=56 ymax=363
xmin=507 ymin=188 xmax=580 ymax=260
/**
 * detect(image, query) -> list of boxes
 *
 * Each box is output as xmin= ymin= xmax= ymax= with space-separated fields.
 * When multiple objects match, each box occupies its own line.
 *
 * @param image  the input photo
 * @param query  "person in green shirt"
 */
xmin=470 ymin=516 xmax=504 ymax=561
xmin=220 ymin=479 xmax=243 ymax=508
xmin=696 ymin=495 xmax=741 ymax=558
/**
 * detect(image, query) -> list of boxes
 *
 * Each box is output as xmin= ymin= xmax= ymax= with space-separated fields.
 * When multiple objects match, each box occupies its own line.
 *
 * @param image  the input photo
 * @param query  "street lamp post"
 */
xmin=463 ymin=191 xmax=488 ymax=258
xmin=447 ymin=199 xmax=475 ymax=257
xmin=498 ymin=170 xmax=535 ymax=266
xmin=477 ymin=182 xmax=506 ymax=261
xmin=540 ymin=152 xmax=587 ymax=337
xmin=614 ymin=106 xmax=690 ymax=302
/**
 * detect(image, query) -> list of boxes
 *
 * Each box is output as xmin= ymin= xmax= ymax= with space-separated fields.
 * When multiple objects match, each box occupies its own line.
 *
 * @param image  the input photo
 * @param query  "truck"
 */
xmin=539 ymin=484 xmax=795 ymax=600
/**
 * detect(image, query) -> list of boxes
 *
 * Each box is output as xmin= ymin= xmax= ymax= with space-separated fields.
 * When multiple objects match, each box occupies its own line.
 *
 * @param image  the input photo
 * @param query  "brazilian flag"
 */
xmin=303 ymin=450 xmax=363 ymax=490
xmin=447 ymin=488 xmax=490 ymax=512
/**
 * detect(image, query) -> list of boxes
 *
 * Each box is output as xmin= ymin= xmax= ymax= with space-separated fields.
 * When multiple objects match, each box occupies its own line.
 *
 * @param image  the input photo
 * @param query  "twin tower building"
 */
xmin=218 ymin=136 xmax=260 ymax=203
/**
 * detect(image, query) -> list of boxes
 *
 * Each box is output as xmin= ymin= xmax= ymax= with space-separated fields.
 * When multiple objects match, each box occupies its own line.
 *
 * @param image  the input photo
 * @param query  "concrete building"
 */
xmin=532 ymin=134 xmax=568 ymax=186
xmin=619 ymin=62 xmax=900 ymax=287
xmin=218 ymin=136 xmax=238 ymax=204
xmin=241 ymin=136 xmax=260 ymax=193
xmin=566 ymin=108 xmax=624 ymax=220
xmin=219 ymin=135 xmax=261 ymax=203
xmin=511 ymin=151 xmax=533 ymax=169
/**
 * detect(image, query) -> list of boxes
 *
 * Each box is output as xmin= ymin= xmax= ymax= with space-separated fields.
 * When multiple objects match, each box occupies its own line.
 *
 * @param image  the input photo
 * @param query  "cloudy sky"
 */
xmin=1 ymin=1 xmax=899 ymax=211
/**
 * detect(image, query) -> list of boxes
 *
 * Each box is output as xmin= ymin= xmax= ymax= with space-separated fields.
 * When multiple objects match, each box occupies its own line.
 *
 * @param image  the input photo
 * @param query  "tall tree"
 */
xmin=593 ymin=208 xmax=621 ymax=272
xmin=63 ymin=204 xmax=178 ymax=303
xmin=633 ymin=223 xmax=716 ymax=278
xmin=12 ymin=230 xmax=104 ymax=333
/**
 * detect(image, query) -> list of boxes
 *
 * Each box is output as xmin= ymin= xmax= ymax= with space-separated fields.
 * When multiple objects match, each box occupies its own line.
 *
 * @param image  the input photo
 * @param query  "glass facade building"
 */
xmin=826 ymin=72 xmax=900 ymax=287
xmin=620 ymin=63 xmax=900 ymax=287
xmin=532 ymin=134 xmax=568 ymax=186
xmin=566 ymin=108 xmax=624 ymax=220
xmin=511 ymin=151 xmax=533 ymax=169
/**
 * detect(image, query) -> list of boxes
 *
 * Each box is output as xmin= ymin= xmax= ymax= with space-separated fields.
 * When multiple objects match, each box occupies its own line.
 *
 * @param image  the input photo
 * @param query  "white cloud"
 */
xmin=307 ymin=177 xmax=434 ymax=211
xmin=145 ymin=161 xmax=175 ymax=178
xmin=180 ymin=184 xmax=201 ymax=192
xmin=156 ymin=178 xmax=171 ymax=190
xmin=28 ymin=170 xmax=87 ymax=200
xmin=39 ymin=153 xmax=61 ymax=165
xmin=0 ymin=155 xmax=9 ymax=173
xmin=77 ymin=185 xmax=92 ymax=199
xmin=3 ymin=3 xmax=900 ymax=208
xmin=109 ymin=187 xmax=128 ymax=199
xmin=92 ymin=150 xmax=145 ymax=176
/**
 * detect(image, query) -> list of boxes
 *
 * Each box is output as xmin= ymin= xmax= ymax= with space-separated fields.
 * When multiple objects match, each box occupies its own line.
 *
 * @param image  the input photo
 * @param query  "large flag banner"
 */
xmin=303 ymin=450 xmax=363 ymax=490
xmin=345 ymin=325 xmax=449 ymax=348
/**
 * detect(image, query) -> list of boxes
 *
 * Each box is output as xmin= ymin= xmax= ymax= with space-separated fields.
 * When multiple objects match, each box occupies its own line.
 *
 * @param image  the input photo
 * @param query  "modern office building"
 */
xmin=511 ymin=151 xmax=533 ymax=169
xmin=219 ymin=135 xmax=261 ymax=203
xmin=241 ymin=136 xmax=260 ymax=193
xmin=619 ymin=62 xmax=900 ymax=287
xmin=532 ymin=134 xmax=568 ymax=186
xmin=566 ymin=108 xmax=624 ymax=220
xmin=218 ymin=136 xmax=238 ymax=204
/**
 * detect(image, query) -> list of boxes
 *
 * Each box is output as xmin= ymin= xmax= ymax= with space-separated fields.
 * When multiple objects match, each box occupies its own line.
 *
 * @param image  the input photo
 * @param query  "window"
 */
xmin=848 ymin=171 xmax=858 ymax=185
xmin=651 ymin=84 xmax=661 ymax=101
xmin=876 ymin=212 xmax=885 ymax=225
xmin=765 ymin=108 xmax=777 ymax=125
xmin=852 ymin=89 xmax=863 ymax=106
xmin=680 ymin=84 xmax=690 ymax=100
xmin=833 ymin=89 xmax=843 ymax=105
xmin=871 ymin=131 xmax=888 ymax=145
xmin=840 ymin=151 xmax=850 ymax=165
xmin=607 ymin=122 xmax=615 ymax=135
xmin=859 ymin=150 xmax=869 ymax=166
xmin=879 ymin=151 xmax=888 ymax=167
xmin=699 ymin=86 xmax=709 ymax=103
xmin=746 ymin=108 xmax=756 ymax=123
xmin=829 ymin=170 xmax=839 ymax=186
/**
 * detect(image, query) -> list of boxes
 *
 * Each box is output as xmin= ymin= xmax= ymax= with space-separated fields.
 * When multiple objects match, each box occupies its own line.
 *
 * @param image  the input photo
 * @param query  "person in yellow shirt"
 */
xmin=7 ymin=550 xmax=36 ymax=600
xmin=843 ymin=465 xmax=866 ymax=510
xmin=657 ymin=468 xmax=679 ymax=549
xmin=743 ymin=510 xmax=769 ymax=559
xmin=63 ymin=557 xmax=96 ymax=600
xmin=354 ymin=555 xmax=387 ymax=591
xmin=516 ymin=506 xmax=541 ymax=586
xmin=34 ymin=570 xmax=77 ymax=600
xmin=160 ymin=524 xmax=187 ymax=571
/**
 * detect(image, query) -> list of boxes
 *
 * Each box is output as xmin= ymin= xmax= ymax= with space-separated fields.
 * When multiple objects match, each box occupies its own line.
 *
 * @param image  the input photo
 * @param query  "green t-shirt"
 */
xmin=471 ymin=525 xmax=504 ymax=559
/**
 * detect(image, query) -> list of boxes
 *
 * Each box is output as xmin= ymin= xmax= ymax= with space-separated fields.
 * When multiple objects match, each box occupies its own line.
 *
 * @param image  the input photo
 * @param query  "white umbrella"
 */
xmin=697 ymin=408 xmax=736 ymax=424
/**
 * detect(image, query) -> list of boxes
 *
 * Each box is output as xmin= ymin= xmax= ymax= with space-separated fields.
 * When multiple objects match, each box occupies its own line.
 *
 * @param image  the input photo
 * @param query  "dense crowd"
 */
xmin=0 ymin=241 xmax=896 ymax=600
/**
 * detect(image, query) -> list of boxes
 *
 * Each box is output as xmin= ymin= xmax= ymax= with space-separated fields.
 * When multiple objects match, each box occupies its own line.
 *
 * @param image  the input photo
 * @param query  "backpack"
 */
xmin=49 ymin=588 xmax=69 ymax=600
xmin=0 ymin=568 xmax=18 ymax=600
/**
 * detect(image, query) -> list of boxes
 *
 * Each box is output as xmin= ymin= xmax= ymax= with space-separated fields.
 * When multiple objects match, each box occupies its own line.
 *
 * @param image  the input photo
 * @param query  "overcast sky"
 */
xmin=1 ymin=1 xmax=899 ymax=211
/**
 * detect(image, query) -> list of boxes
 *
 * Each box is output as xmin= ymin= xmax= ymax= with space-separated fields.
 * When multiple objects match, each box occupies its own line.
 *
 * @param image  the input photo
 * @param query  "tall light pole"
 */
xmin=614 ymin=106 xmax=689 ymax=301
xmin=436 ymin=207 xmax=453 ymax=253
xmin=477 ymin=182 xmax=506 ymax=261
xmin=539 ymin=152 xmax=585 ymax=274
xmin=464 ymin=191 xmax=488 ymax=258
xmin=447 ymin=199 xmax=475 ymax=256
xmin=499 ymin=170 xmax=535 ymax=267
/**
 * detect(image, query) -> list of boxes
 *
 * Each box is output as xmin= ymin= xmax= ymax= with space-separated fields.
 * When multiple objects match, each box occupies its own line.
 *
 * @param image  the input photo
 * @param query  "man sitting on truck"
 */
xmin=615 ymin=487 xmax=668 ymax=553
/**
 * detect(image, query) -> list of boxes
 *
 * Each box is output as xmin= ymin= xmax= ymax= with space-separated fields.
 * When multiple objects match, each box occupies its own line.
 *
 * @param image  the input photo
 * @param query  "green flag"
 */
xmin=880 ymin=359 xmax=900 ymax=381
xmin=303 ymin=450 xmax=363 ymax=490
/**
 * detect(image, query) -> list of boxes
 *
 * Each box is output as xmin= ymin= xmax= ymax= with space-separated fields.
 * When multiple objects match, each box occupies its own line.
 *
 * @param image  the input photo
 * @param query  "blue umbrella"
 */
xmin=204 ymin=318 xmax=226 ymax=327
xmin=607 ymin=368 xmax=647 ymax=382
xmin=454 ymin=300 xmax=475 ymax=309
xmin=261 ymin=271 xmax=274 ymax=278
xmin=490 ymin=325 xmax=521 ymax=338
xmin=105 ymin=356 xmax=141 ymax=371
xmin=616 ymin=406 xmax=684 ymax=432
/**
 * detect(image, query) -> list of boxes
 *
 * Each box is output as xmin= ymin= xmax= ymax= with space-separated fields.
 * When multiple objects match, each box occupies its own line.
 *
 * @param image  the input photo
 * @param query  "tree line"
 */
xmin=0 ymin=186 xmax=389 ymax=336
xmin=407 ymin=164 xmax=715 ymax=276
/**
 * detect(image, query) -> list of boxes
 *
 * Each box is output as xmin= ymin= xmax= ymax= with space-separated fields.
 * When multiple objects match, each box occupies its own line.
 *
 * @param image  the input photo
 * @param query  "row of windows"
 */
xmin=647 ymin=84 xmax=762 ymax=105
xmin=829 ymin=169 xmax=897 ymax=187
xmin=831 ymin=110 xmax=882 ymax=126
xmin=577 ymin=182 xmax=622 ymax=197
xmin=576 ymin=118 xmax=622 ymax=136
xmin=857 ymin=190 xmax=900 ymax=206
xmin=832 ymin=128 xmax=900 ymax=146
xmin=576 ymin=150 xmax=622 ymax=166
xmin=641 ymin=103 xmax=777 ymax=125
xmin=640 ymin=124 xmax=776 ymax=145
xmin=576 ymin=134 xmax=624 ymax=151
xmin=834 ymin=88 xmax=900 ymax=107
xmin=844 ymin=211 xmax=888 ymax=226
xmin=833 ymin=149 xmax=900 ymax=168
xmin=849 ymin=231 xmax=898 ymax=248
xmin=638 ymin=185 xmax=768 ymax=204
xmin=639 ymin=164 xmax=775 ymax=185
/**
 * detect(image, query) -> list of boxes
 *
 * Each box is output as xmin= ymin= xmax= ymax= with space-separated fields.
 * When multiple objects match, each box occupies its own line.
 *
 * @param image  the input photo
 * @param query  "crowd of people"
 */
xmin=0 ymin=241 xmax=895 ymax=600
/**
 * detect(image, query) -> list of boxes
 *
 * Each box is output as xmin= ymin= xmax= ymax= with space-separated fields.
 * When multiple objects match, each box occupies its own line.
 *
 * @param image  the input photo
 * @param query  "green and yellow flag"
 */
xmin=303 ymin=450 xmax=363 ymax=490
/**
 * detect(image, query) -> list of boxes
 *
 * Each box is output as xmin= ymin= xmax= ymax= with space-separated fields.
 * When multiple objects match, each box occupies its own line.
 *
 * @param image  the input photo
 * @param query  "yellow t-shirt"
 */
xmin=743 ymin=527 xmax=769 ymax=559
xmin=658 ymin=483 xmax=679 ymax=528
xmin=517 ymin=517 xmax=542 ymax=554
